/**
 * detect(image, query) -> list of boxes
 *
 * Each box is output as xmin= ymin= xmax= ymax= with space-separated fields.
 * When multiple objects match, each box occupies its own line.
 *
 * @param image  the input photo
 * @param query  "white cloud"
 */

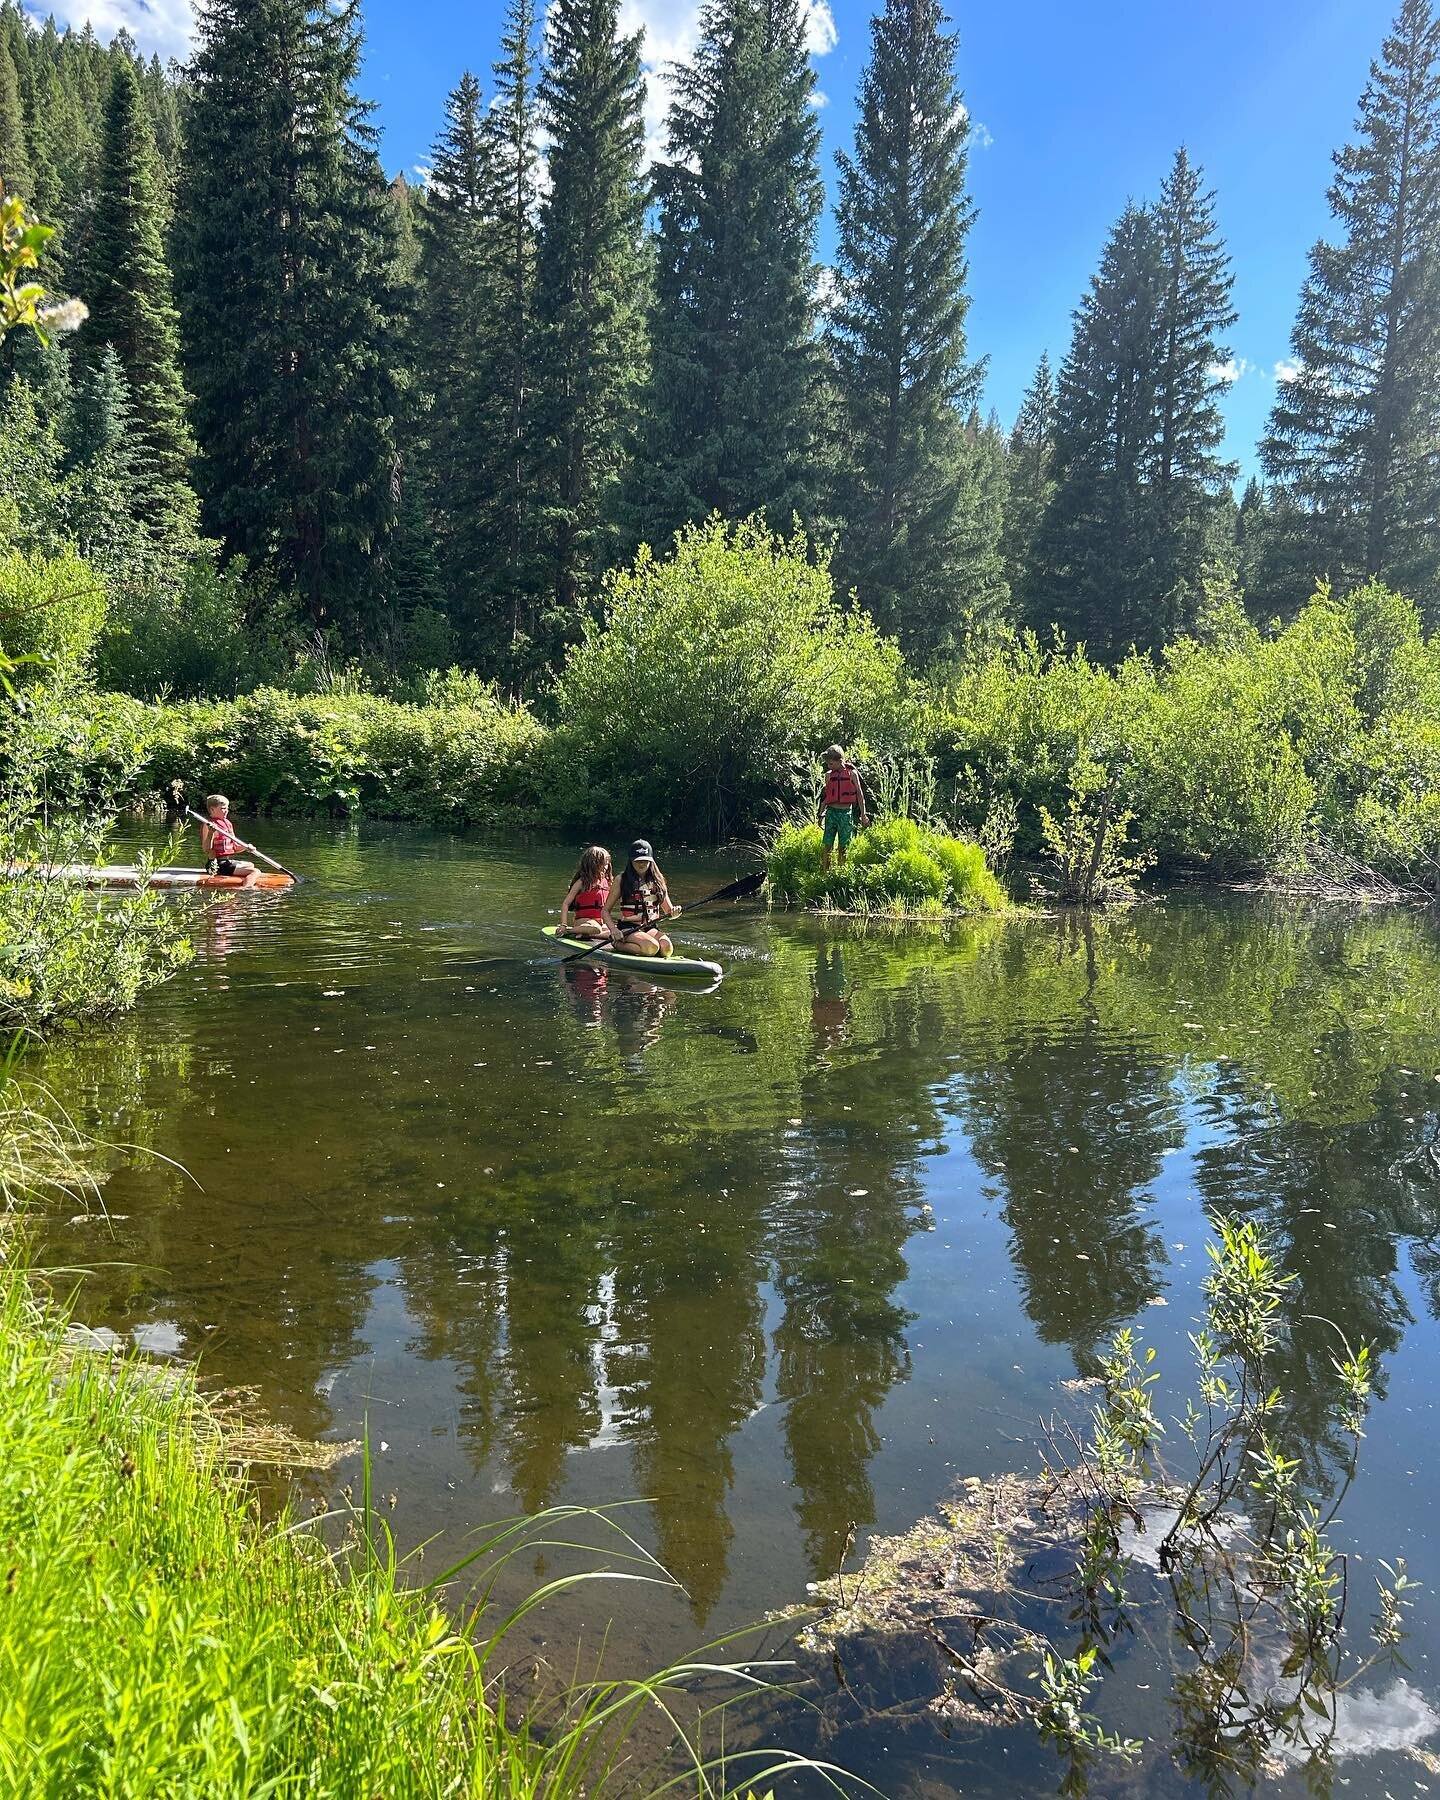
xmin=809 ymin=88 xmax=830 ymax=108
xmin=954 ymin=102 xmax=994 ymax=150
xmin=26 ymin=0 xmax=194 ymax=59
xmin=619 ymin=0 xmax=837 ymax=167
xmin=1273 ymin=357 xmax=1303 ymax=383
xmin=800 ymin=0 xmax=837 ymax=56
xmin=1207 ymin=356 xmax=1252 ymax=384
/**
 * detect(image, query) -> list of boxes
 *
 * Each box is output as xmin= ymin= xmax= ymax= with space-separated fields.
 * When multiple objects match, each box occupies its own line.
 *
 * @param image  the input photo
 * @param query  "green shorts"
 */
xmin=822 ymin=805 xmax=856 ymax=849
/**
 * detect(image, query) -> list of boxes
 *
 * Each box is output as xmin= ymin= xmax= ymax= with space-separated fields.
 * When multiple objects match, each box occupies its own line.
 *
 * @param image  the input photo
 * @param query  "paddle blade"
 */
xmin=698 ymin=870 xmax=765 ymax=907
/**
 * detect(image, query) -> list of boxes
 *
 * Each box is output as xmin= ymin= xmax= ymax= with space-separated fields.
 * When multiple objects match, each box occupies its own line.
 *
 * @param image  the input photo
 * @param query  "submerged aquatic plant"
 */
xmin=799 ymin=1214 xmax=1418 ymax=1796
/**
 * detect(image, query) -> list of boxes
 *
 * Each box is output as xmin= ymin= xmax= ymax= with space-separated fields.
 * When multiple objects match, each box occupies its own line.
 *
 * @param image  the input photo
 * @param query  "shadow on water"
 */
xmin=31 ymin=824 xmax=1440 ymax=1794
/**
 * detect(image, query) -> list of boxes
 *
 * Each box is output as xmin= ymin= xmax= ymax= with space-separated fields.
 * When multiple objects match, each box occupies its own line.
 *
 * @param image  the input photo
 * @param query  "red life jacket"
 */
xmin=824 ymin=764 xmax=861 ymax=810
xmin=206 ymin=816 xmax=244 ymax=859
xmin=571 ymin=878 xmax=609 ymax=920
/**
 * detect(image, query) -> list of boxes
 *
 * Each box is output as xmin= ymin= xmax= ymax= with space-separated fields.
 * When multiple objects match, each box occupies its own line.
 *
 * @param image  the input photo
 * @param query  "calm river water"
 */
xmin=32 ymin=823 xmax=1440 ymax=1796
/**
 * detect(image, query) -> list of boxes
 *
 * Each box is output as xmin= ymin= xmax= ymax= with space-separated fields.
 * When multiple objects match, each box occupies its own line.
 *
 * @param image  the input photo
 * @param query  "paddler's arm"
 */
xmin=854 ymin=769 xmax=869 ymax=828
xmin=560 ymin=878 xmax=580 ymax=931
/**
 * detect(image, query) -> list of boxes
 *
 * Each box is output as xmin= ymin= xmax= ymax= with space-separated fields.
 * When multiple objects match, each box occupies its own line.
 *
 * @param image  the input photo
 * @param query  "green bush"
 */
xmin=765 ymin=817 xmax=1007 ymax=916
xmin=96 ymin=553 xmax=290 ymax=699
xmin=933 ymin=582 xmax=1440 ymax=883
xmin=0 ymin=545 xmax=107 ymax=686
xmin=123 ymin=687 xmax=546 ymax=827
xmin=550 ymin=516 xmax=921 ymax=838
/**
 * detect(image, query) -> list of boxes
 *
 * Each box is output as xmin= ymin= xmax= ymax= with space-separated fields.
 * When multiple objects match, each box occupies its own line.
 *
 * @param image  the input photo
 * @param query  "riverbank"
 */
xmin=0 ymin=1224 xmax=807 ymax=1799
xmin=38 ymin=577 xmax=1440 ymax=897
xmin=0 ymin=1249 xmax=518 ymax=1794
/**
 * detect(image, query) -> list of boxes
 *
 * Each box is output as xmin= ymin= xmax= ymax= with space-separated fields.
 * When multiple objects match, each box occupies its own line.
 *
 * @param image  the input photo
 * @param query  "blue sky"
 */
xmin=60 ymin=0 xmax=1400 ymax=477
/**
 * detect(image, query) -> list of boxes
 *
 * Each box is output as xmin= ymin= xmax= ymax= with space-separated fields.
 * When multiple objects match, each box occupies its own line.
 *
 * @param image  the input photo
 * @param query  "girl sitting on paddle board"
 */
xmin=560 ymin=845 xmax=613 ymax=942
xmin=198 ymin=794 xmax=260 ymax=888
xmin=605 ymin=840 xmax=680 ymax=957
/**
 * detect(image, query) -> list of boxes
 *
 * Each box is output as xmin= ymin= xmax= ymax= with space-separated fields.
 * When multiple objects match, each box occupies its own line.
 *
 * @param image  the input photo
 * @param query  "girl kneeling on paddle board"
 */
xmin=560 ymin=846 xmax=613 ymax=942
xmin=605 ymin=840 xmax=680 ymax=957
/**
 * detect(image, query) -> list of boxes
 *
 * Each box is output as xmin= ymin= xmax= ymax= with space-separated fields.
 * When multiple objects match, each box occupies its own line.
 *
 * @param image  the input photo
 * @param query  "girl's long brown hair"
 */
xmin=571 ymin=846 xmax=612 ymax=889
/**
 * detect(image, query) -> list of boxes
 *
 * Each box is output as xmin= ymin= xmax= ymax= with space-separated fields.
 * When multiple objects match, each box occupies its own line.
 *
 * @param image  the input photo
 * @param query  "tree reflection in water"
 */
xmin=27 ymin=874 xmax=1440 ymax=1764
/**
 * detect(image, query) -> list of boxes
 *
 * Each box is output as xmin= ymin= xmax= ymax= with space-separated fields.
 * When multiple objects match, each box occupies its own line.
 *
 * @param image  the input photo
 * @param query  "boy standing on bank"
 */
xmin=818 ymin=744 xmax=869 ymax=871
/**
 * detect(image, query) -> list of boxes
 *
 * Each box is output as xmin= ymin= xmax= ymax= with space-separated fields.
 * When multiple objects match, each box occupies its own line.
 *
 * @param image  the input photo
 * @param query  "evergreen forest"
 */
xmin=5 ymin=0 xmax=1440 ymax=698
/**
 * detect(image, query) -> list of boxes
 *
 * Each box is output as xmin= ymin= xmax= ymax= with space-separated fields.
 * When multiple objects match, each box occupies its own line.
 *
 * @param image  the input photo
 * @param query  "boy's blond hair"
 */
xmin=205 ymin=793 xmax=230 ymax=811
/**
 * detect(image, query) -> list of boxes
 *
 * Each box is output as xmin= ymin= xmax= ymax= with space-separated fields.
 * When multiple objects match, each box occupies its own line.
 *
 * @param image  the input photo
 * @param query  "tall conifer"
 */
xmin=411 ymin=72 xmax=499 ymax=633
xmin=639 ymin=0 xmax=823 ymax=543
xmin=1025 ymin=203 xmax=1167 ymax=657
xmin=1026 ymin=158 xmax=1235 ymax=659
xmin=828 ymin=0 xmax=979 ymax=660
xmin=480 ymin=0 xmax=543 ymax=662
xmin=532 ymin=0 xmax=648 ymax=654
xmin=0 ymin=38 xmax=31 ymax=196
xmin=1153 ymin=147 xmax=1237 ymax=609
xmin=176 ymin=0 xmax=397 ymax=631
xmin=1003 ymin=351 xmax=1057 ymax=594
xmin=1263 ymin=0 xmax=1440 ymax=618
xmin=75 ymin=57 xmax=196 ymax=539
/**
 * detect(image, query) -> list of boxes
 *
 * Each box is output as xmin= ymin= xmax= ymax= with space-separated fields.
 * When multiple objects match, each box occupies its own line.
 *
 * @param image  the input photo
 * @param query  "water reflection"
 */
xmin=30 ymin=844 xmax=1440 ymax=1772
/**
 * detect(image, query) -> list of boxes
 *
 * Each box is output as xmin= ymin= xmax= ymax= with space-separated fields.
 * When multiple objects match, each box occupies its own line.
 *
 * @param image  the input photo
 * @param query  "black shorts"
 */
xmin=208 ymin=857 xmax=238 ymax=876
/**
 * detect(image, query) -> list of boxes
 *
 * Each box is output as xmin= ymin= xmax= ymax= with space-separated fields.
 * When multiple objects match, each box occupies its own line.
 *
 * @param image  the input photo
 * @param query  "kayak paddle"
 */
xmin=561 ymin=870 xmax=764 ymax=964
xmin=182 ymin=805 xmax=302 ymax=883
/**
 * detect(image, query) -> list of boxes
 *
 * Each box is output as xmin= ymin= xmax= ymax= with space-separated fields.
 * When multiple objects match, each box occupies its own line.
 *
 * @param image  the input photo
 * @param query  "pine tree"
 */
xmin=531 ymin=0 xmax=648 ymax=658
xmin=950 ymin=408 xmax=1010 ymax=638
xmin=67 ymin=341 xmax=131 ymax=471
xmin=1236 ymin=478 xmax=1322 ymax=620
xmin=639 ymin=0 xmax=823 ymax=544
xmin=410 ymin=72 xmax=500 ymax=638
xmin=827 ymin=0 xmax=979 ymax=660
xmin=479 ymin=0 xmax=543 ymax=665
xmin=1025 ymin=203 xmax=1167 ymax=657
xmin=1153 ymin=147 xmax=1237 ymax=612
xmin=0 ymin=37 xmax=31 ymax=196
xmin=1003 ymin=350 xmax=1057 ymax=596
xmin=176 ymin=0 xmax=398 ymax=632
xmin=74 ymin=56 xmax=196 ymax=540
xmin=1026 ymin=158 xmax=1236 ymax=660
xmin=1263 ymin=0 xmax=1440 ymax=618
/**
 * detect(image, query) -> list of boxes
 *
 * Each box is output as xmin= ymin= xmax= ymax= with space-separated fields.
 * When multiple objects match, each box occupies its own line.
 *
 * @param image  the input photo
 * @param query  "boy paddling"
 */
xmin=197 ymin=793 xmax=261 ymax=888
xmin=819 ymin=745 xmax=869 ymax=871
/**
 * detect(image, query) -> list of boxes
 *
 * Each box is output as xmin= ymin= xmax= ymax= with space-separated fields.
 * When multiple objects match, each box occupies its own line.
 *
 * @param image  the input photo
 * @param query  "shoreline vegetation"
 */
xmin=0 ymin=1243 xmax=827 ymax=1799
xmin=46 ymin=546 xmax=1440 ymax=916
xmin=0 ymin=1068 xmax=837 ymax=1799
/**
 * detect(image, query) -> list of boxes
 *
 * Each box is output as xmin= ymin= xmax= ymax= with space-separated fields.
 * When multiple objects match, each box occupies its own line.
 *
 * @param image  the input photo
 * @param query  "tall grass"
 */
xmin=0 ymin=1076 xmax=853 ymax=1799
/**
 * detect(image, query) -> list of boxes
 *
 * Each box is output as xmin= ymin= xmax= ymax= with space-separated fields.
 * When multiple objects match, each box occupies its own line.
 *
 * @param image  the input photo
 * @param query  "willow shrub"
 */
xmin=548 ymin=517 xmax=922 ymax=839
xmin=937 ymin=582 xmax=1440 ymax=879
xmin=767 ymin=816 xmax=1007 ymax=916
xmin=0 ymin=548 xmax=192 ymax=1032
xmin=126 ymin=686 xmax=546 ymax=826
xmin=0 ymin=545 xmax=107 ymax=686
